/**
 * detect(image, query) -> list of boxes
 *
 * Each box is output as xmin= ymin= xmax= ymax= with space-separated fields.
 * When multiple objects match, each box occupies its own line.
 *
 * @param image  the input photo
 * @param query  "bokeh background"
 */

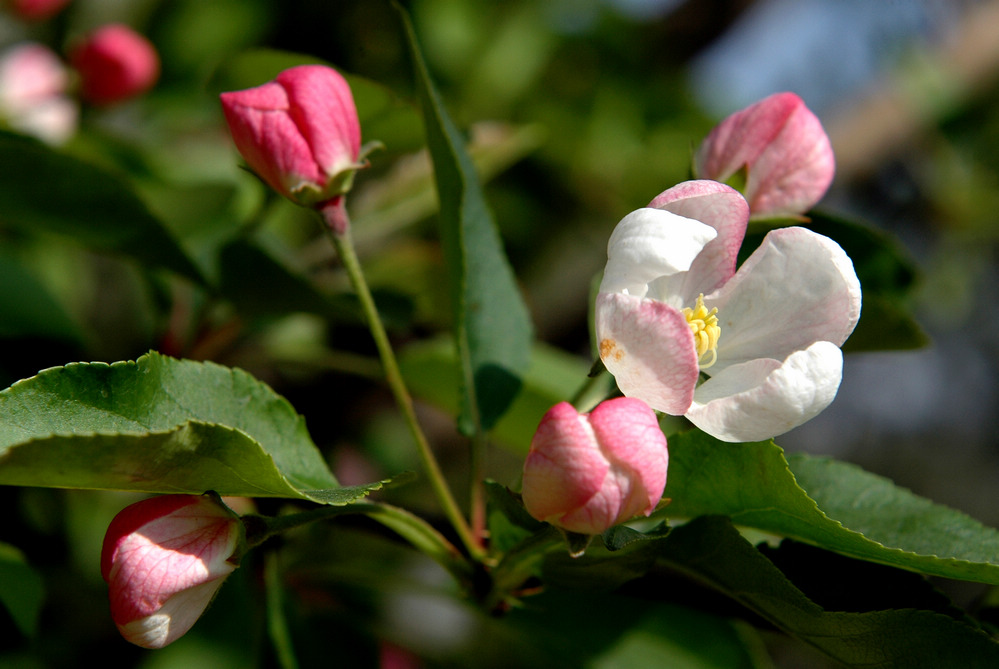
xmin=2 ymin=0 xmax=999 ymax=666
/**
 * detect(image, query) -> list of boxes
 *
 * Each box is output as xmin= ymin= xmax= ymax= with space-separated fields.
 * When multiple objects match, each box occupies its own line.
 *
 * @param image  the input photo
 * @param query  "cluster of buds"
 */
xmin=0 ymin=12 xmax=159 ymax=144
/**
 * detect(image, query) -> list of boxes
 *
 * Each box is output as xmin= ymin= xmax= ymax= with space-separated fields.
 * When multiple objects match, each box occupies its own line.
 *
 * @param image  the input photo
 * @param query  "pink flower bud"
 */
xmin=101 ymin=494 xmax=243 ymax=649
xmin=695 ymin=92 xmax=834 ymax=218
xmin=70 ymin=24 xmax=159 ymax=106
xmin=8 ymin=0 xmax=71 ymax=20
xmin=0 ymin=42 xmax=77 ymax=144
xmin=522 ymin=398 xmax=668 ymax=535
xmin=220 ymin=65 xmax=362 ymax=231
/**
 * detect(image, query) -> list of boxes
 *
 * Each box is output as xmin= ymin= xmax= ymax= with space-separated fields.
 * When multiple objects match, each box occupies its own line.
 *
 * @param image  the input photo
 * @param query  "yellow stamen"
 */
xmin=681 ymin=294 xmax=721 ymax=369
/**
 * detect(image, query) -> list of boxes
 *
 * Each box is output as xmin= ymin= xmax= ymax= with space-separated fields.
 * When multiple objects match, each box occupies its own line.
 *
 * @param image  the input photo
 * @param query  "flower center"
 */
xmin=681 ymin=294 xmax=720 ymax=369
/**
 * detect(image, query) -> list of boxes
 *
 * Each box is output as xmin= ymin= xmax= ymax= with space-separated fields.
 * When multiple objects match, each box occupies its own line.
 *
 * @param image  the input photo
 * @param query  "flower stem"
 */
xmin=245 ymin=501 xmax=474 ymax=587
xmin=264 ymin=551 xmax=299 ymax=669
xmin=320 ymin=211 xmax=484 ymax=562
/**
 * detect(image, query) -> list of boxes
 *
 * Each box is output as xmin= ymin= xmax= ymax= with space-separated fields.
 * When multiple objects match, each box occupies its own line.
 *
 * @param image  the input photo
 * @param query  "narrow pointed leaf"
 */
xmin=397 ymin=5 xmax=532 ymax=434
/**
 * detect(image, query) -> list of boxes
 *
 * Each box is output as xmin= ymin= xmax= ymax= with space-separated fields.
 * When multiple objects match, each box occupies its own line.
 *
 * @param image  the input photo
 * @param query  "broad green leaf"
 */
xmin=0 ymin=352 xmax=387 ymax=504
xmin=0 ymin=132 xmax=205 ymax=284
xmin=504 ymin=589 xmax=762 ymax=669
xmin=655 ymin=516 xmax=999 ymax=668
xmin=397 ymin=5 xmax=533 ymax=435
xmin=400 ymin=337 xmax=589 ymax=452
xmin=0 ymin=248 xmax=82 ymax=343
xmin=0 ymin=543 xmax=44 ymax=638
xmin=663 ymin=431 xmax=999 ymax=585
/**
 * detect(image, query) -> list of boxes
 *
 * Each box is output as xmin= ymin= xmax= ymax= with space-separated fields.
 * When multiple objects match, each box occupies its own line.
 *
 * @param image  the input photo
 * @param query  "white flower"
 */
xmin=595 ymin=180 xmax=861 ymax=442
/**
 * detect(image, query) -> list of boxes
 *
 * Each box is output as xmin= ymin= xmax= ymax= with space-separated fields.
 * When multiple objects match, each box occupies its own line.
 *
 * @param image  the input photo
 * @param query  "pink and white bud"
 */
xmin=220 ymin=65 xmax=363 ymax=232
xmin=0 ymin=42 xmax=77 ymax=144
xmin=522 ymin=398 xmax=668 ymax=535
xmin=70 ymin=24 xmax=159 ymax=106
xmin=101 ymin=493 xmax=243 ymax=649
xmin=8 ymin=0 xmax=71 ymax=20
xmin=695 ymin=92 xmax=834 ymax=218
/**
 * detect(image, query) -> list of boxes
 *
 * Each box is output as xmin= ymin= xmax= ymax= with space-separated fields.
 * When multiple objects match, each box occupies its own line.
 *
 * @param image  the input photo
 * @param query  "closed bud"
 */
xmin=522 ymin=398 xmax=668 ymax=535
xmin=8 ymin=0 xmax=71 ymax=21
xmin=70 ymin=24 xmax=159 ymax=106
xmin=695 ymin=92 xmax=834 ymax=218
xmin=101 ymin=493 xmax=243 ymax=649
xmin=220 ymin=65 xmax=365 ymax=232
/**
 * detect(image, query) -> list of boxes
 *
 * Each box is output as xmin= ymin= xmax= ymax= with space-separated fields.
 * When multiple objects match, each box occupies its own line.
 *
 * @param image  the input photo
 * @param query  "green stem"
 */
xmin=483 ymin=525 xmax=563 ymax=611
xmin=264 ymin=551 xmax=299 ymax=669
xmin=322 ymin=217 xmax=483 ymax=560
xmin=245 ymin=501 xmax=474 ymax=587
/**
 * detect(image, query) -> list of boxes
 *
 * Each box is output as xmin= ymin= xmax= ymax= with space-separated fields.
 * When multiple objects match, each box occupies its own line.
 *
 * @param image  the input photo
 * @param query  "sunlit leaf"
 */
xmin=0 ymin=352 xmax=390 ymax=504
xmin=663 ymin=431 xmax=999 ymax=585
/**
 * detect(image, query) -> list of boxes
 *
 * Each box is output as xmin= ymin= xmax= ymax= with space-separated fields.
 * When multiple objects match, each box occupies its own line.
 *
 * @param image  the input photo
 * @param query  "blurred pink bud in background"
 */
xmin=101 ymin=494 xmax=243 ymax=649
xmin=70 ymin=24 xmax=159 ymax=106
xmin=220 ymin=64 xmax=363 ymax=232
xmin=8 ymin=0 xmax=70 ymax=21
xmin=695 ymin=91 xmax=834 ymax=218
xmin=522 ymin=398 xmax=668 ymax=535
xmin=0 ymin=42 xmax=77 ymax=144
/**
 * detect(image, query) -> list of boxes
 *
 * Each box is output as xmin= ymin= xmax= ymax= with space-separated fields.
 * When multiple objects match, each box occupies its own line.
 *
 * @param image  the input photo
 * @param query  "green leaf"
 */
xmin=0 ymin=543 xmax=44 ymax=638
xmin=400 ymin=337 xmax=588 ymax=453
xmin=397 ymin=5 xmax=533 ymax=435
xmin=663 ymin=431 xmax=999 ymax=585
xmin=0 ymin=352 xmax=387 ymax=504
xmin=656 ymin=516 xmax=999 ymax=668
xmin=0 ymin=248 xmax=82 ymax=343
xmin=0 ymin=132 xmax=205 ymax=284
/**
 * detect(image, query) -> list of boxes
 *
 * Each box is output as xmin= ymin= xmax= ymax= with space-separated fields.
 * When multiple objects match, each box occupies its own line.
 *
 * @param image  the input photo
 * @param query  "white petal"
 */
xmin=595 ymin=292 xmax=700 ymax=415
xmin=118 ymin=579 xmax=225 ymax=649
xmin=686 ymin=341 xmax=843 ymax=442
xmin=710 ymin=227 xmax=861 ymax=370
xmin=599 ymin=207 xmax=716 ymax=299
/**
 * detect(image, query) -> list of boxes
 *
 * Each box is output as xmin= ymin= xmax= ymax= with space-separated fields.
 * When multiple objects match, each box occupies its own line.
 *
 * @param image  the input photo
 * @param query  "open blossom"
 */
xmin=695 ymin=92 xmax=834 ymax=219
xmin=220 ymin=64 xmax=363 ymax=233
xmin=522 ymin=398 xmax=668 ymax=535
xmin=595 ymin=180 xmax=861 ymax=443
xmin=102 ymin=493 xmax=243 ymax=649
xmin=0 ymin=42 xmax=77 ymax=144
xmin=70 ymin=24 xmax=160 ymax=106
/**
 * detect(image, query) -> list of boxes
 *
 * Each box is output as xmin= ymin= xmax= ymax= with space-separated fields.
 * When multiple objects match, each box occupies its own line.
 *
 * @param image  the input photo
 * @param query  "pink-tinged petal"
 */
xmin=221 ymin=82 xmax=325 ymax=197
xmin=696 ymin=92 xmax=801 ymax=186
xmin=599 ymin=207 xmax=717 ymax=298
xmin=686 ymin=341 xmax=843 ymax=442
xmin=522 ymin=402 xmax=609 ymax=524
xmin=588 ymin=397 xmax=668 ymax=520
xmin=595 ymin=292 xmax=699 ymax=415
xmin=117 ymin=580 xmax=223 ymax=649
xmin=102 ymin=494 xmax=242 ymax=649
xmin=277 ymin=65 xmax=361 ymax=178
xmin=709 ymin=226 xmax=861 ymax=370
xmin=0 ymin=43 xmax=67 ymax=111
xmin=648 ymin=180 xmax=750 ymax=302
xmin=695 ymin=92 xmax=834 ymax=218
xmin=522 ymin=398 xmax=668 ymax=535
xmin=746 ymin=103 xmax=834 ymax=217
